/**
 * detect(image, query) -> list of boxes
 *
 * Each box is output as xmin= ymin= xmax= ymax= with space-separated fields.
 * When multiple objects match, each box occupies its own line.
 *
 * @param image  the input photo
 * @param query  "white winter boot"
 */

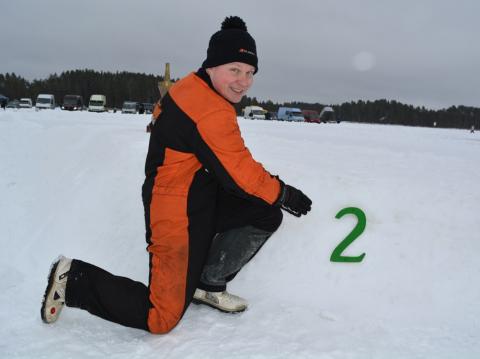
xmin=193 ymin=288 xmax=248 ymax=313
xmin=41 ymin=256 xmax=72 ymax=323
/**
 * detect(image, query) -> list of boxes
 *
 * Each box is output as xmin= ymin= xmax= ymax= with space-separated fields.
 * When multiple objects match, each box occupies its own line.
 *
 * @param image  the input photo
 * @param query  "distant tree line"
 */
xmin=0 ymin=70 xmax=168 ymax=109
xmin=1 ymin=70 xmax=479 ymax=129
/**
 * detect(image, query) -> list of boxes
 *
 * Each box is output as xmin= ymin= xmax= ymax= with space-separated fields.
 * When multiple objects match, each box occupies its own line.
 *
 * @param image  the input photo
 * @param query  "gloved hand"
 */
xmin=275 ymin=181 xmax=312 ymax=217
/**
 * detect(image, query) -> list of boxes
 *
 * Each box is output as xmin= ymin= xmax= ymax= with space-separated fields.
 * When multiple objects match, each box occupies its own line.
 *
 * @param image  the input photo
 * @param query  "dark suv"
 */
xmin=143 ymin=103 xmax=153 ymax=114
xmin=62 ymin=95 xmax=84 ymax=111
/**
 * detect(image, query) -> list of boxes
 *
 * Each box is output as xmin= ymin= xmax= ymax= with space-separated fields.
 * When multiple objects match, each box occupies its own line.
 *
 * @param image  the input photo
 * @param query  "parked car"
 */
xmin=243 ymin=105 xmax=266 ymax=120
xmin=277 ymin=107 xmax=304 ymax=122
xmin=88 ymin=94 xmax=107 ymax=112
xmin=302 ymin=110 xmax=321 ymax=123
xmin=62 ymin=95 xmax=84 ymax=111
xmin=7 ymin=100 xmax=20 ymax=109
xmin=19 ymin=98 xmax=33 ymax=108
xmin=121 ymin=101 xmax=139 ymax=114
xmin=143 ymin=103 xmax=154 ymax=114
xmin=319 ymin=106 xmax=339 ymax=123
xmin=264 ymin=111 xmax=277 ymax=121
xmin=36 ymin=94 xmax=56 ymax=110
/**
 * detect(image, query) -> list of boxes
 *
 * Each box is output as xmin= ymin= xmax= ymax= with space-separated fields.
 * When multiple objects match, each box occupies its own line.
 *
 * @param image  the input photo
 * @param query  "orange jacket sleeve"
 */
xmin=194 ymin=109 xmax=281 ymax=205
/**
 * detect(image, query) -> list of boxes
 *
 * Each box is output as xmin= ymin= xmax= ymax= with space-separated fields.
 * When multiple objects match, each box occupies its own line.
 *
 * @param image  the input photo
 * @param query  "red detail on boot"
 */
xmin=50 ymin=307 xmax=56 ymax=315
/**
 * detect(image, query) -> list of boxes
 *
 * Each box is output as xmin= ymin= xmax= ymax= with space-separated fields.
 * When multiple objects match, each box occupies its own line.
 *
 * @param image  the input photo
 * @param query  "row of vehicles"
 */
xmin=5 ymin=94 xmax=152 ymax=114
xmin=243 ymin=105 xmax=339 ymax=123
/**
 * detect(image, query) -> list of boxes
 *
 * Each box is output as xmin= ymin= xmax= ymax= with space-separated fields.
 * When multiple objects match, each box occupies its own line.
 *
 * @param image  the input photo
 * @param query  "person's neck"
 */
xmin=195 ymin=68 xmax=235 ymax=105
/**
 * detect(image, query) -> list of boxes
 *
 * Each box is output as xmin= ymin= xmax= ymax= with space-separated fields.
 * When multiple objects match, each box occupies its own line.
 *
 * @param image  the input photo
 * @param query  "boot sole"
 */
xmin=191 ymin=298 xmax=247 ymax=314
xmin=40 ymin=260 xmax=60 ymax=323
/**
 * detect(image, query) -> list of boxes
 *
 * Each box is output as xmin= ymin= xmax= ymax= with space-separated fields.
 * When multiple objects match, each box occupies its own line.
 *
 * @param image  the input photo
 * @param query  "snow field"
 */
xmin=1 ymin=109 xmax=479 ymax=358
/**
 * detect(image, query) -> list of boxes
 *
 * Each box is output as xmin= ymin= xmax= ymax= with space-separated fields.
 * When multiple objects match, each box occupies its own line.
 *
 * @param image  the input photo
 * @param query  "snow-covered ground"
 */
xmin=1 ymin=109 xmax=479 ymax=358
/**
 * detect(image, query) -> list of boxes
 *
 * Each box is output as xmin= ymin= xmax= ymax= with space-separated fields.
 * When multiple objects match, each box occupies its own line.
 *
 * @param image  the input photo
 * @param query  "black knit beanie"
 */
xmin=202 ymin=16 xmax=258 ymax=74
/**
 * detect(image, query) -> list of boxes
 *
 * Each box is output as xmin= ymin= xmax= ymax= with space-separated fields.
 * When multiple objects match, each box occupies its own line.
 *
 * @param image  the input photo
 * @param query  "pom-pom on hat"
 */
xmin=202 ymin=16 xmax=258 ymax=74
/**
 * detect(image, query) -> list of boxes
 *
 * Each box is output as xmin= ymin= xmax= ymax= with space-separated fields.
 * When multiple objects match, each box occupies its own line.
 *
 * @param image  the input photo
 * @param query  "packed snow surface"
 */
xmin=1 ymin=109 xmax=479 ymax=358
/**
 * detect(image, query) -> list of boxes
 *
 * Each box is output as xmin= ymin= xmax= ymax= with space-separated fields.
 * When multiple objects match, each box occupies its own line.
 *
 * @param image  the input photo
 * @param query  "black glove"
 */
xmin=275 ymin=181 xmax=312 ymax=217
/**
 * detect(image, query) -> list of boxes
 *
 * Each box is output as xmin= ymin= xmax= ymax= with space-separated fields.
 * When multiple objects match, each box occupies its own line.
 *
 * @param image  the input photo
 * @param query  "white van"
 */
xmin=19 ymin=98 xmax=33 ymax=108
xmin=122 ymin=101 xmax=139 ymax=114
xmin=277 ymin=107 xmax=304 ymax=122
xmin=36 ymin=94 xmax=56 ymax=110
xmin=243 ymin=106 xmax=266 ymax=120
xmin=88 ymin=94 xmax=107 ymax=112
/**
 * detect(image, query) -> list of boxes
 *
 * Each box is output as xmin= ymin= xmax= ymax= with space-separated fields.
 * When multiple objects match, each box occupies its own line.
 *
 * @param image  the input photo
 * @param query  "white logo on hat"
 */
xmin=239 ymin=48 xmax=256 ymax=56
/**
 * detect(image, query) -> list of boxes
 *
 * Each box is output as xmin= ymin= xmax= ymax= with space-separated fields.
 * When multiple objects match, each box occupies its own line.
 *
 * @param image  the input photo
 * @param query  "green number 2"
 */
xmin=330 ymin=207 xmax=366 ymax=263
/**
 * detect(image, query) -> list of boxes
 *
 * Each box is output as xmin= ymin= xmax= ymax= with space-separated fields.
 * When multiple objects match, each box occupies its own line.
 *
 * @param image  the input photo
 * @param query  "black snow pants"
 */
xmin=64 ymin=187 xmax=282 ymax=332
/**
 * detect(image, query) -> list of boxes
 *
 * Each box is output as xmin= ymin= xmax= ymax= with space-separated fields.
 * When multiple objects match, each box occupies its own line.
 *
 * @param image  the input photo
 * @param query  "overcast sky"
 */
xmin=1 ymin=0 xmax=479 ymax=109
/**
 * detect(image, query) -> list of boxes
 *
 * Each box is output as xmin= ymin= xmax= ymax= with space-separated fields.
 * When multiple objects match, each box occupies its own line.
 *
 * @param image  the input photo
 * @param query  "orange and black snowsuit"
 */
xmin=65 ymin=69 xmax=282 ymax=333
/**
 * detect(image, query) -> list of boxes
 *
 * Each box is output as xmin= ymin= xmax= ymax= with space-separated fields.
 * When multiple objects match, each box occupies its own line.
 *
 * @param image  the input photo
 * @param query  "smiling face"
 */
xmin=206 ymin=62 xmax=255 ymax=103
